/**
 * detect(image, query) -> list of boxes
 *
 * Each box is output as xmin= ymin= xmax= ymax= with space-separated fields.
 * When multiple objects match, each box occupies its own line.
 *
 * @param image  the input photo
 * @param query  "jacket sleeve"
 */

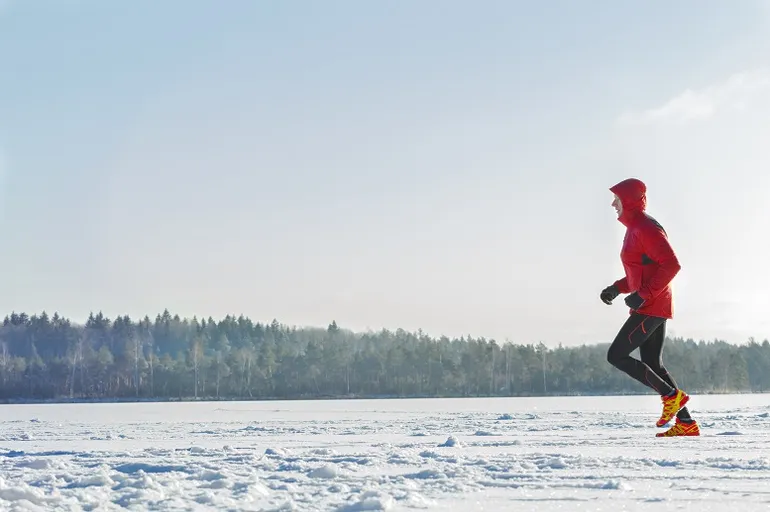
xmin=613 ymin=277 xmax=631 ymax=293
xmin=638 ymin=225 xmax=681 ymax=300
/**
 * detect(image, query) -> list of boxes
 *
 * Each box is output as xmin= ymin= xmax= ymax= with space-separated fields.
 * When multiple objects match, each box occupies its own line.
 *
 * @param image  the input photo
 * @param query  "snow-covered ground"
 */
xmin=1 ymin=394 xmax=768 ymax=511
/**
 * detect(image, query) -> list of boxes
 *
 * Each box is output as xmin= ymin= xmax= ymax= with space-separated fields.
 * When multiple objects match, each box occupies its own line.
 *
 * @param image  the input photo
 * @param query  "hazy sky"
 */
xmin=2 ymin=1 xmax=770 ymax=346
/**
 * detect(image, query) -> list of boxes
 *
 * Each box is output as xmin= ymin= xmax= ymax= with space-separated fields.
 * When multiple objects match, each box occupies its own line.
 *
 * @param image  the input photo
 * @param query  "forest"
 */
xmin=0 ymin=310 xmax=768 ymax=402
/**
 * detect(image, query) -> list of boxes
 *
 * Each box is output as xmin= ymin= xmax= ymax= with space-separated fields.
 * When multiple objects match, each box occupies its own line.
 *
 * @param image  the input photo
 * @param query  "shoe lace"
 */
xmin=661 ymin=394 xmax=679 ymax=417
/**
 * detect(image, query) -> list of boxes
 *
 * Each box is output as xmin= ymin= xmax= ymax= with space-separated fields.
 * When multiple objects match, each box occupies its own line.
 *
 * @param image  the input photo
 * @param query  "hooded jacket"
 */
xmin=610 ymin=178 xmax=681 ymax=319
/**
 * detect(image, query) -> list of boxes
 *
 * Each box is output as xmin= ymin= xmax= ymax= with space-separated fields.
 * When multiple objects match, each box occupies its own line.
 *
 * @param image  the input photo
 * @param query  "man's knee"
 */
xmin=607 ymin=347 xmax=621 ymax=367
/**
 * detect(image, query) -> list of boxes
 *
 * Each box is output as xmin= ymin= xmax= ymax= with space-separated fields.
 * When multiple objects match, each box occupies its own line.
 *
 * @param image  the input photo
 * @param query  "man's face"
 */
xmin=612 ymin=194 xmax=622 ymax=216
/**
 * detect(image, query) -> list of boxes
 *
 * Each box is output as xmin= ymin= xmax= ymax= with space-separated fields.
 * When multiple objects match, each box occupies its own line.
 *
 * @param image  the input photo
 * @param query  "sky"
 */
xmin=1 ymin=0 xmax=770 ymax=347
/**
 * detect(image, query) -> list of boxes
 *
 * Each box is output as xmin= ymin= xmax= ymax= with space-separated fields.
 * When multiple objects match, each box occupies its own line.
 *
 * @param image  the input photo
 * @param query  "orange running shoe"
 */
xmin=656 ymin=417 xmax=700 ymax=437
xmin=656 ymin=389 xmax=689 ymax=427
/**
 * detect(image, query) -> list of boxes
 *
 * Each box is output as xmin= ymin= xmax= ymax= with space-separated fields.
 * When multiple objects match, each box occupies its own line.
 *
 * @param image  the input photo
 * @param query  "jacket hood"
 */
xmin=610 ymin=178 xmax=646 ymax=225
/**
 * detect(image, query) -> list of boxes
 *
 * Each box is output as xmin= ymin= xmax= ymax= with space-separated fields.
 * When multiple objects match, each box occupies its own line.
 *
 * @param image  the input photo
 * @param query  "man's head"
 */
xmin=609 ymin=178 xmax=647 ymax=222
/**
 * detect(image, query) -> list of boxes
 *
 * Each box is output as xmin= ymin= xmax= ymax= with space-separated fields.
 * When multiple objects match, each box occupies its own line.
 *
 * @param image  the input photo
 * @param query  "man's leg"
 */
xmin=607 ymin=313 xmax=690 ymax=428
xmin=607 ymin=313 xmax=674 ymax=396
xmin=639 ymin=324 xmax=694 ymax=423
xmin=606 ymin=313 xmax=674 ymax=395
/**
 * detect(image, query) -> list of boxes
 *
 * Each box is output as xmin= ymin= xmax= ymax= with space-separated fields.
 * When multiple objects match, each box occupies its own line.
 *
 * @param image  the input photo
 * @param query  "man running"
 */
xmin=600 ymin=177 xmax=700 ymax=437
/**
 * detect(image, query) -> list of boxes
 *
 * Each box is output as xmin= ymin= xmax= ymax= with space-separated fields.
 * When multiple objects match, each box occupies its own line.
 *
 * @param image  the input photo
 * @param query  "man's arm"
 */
xmin=638 ymin=225 xmax=681 ymax=300
xmin=613 ymin=277 xmax=630 ymax=293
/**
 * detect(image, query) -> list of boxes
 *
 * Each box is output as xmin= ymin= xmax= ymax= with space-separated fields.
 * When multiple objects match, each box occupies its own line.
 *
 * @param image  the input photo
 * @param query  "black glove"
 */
xmin=600 ymin=285 xmax=619 ymax=305
xmin=624 ymin=292 xmax=645 ymax=309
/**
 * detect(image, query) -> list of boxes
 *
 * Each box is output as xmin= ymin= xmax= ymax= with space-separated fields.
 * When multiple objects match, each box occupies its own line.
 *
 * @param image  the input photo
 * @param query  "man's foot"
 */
xmin=656 ymin=417 xmax=700 ymax=437
xmin=656 ymin=389 xmax=689 ymax=427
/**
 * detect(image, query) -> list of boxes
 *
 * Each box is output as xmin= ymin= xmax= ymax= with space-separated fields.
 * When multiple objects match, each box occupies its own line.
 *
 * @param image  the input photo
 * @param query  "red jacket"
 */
xmin=610 ymin=178 xmax=681 ymax=319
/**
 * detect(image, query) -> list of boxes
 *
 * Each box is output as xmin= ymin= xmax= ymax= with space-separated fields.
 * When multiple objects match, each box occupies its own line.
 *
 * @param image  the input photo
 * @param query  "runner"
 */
xmin=600 ymin=178 xmax=700 ymax=437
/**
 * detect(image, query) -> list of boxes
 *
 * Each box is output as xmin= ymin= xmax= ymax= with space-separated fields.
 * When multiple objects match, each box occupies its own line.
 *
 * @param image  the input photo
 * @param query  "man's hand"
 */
xmin=600 ymin=285 xmax=620 ymax=305
xmin=624 ymin=292 xmax=645 ymax=309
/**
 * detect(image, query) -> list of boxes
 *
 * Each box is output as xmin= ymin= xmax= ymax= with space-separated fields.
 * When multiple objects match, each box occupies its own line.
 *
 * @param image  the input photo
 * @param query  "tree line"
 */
xmin=0 ymin=309 xmax=768 ymax=402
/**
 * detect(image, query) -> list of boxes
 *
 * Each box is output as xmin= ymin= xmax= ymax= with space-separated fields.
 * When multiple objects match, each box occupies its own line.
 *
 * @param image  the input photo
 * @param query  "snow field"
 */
xmin=1 ymin=394 xmax=769 ymax=511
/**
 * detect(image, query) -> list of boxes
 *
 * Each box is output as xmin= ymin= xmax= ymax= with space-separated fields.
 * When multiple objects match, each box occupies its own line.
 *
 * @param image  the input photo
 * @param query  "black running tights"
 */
xmin=607 ymin=313 xmax=692 ymax=421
